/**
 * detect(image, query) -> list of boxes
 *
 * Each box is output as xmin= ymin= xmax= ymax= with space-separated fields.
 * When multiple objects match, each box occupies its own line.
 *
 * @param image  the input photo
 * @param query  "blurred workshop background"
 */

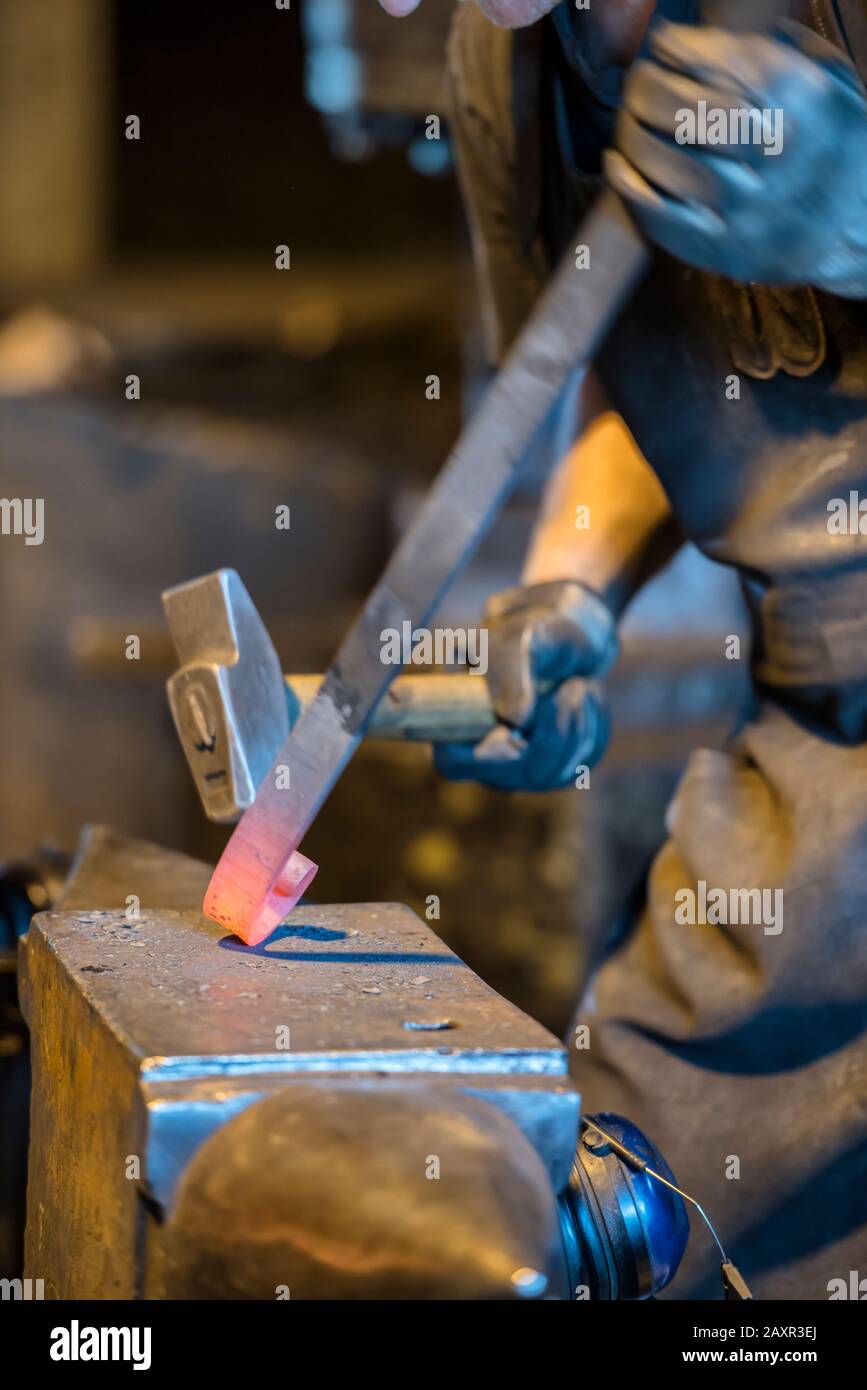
xmin=0 ymin=0 xmax=748 ymax=1274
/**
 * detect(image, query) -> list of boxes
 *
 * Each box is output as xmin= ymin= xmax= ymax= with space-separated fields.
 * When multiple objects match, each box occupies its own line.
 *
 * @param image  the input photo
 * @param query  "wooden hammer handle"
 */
xmin=285 ymin=673 xmax=496 ymax=744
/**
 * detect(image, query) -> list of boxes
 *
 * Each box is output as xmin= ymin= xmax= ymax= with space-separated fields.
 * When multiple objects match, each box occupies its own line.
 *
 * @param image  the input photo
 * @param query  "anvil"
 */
xmin=19 ymin=827 xmax=580 ymax=1299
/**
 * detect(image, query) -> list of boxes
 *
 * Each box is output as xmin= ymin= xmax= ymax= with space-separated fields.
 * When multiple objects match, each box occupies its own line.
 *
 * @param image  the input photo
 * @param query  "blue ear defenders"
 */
xmin=558 ymin=1113 xmax=690 ymax=1300
xmin=559 ymin=1111 xmax=752 ymax=1300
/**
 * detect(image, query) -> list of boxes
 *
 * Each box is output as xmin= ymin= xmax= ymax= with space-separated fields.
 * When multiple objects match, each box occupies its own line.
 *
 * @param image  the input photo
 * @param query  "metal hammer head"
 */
xmin=162 ymin=570 xmax=288 ymax=823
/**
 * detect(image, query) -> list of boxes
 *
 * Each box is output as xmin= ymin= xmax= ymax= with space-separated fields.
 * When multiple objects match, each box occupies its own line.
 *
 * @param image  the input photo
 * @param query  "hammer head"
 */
xmin=162 ymin=570 xmax=289 ymax=823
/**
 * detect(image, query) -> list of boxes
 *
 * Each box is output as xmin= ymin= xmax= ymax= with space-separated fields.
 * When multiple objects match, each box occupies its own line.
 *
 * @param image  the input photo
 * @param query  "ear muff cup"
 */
xmin=558 ymin=1113 xmax=689 ymax=1300
xmin=570 ymin=1119 xmax=650 ymax=1300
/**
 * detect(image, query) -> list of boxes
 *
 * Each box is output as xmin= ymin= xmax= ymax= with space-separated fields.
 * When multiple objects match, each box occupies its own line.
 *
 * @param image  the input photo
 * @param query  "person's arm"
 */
xmin=436 ymin=380 xmax=684 ymax=792
xmin=431 ymin=3 xmax=682 ymax=791
xmin=522 ymin=376 xmax=682 ymax=619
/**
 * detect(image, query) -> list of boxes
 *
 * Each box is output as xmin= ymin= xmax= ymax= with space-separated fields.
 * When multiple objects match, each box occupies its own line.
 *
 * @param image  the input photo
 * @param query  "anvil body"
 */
xmin=20 ymin=828 xmax=579 ymax=1299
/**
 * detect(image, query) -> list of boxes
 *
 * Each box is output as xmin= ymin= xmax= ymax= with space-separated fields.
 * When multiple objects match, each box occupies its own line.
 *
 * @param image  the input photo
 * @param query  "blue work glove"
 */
xmin=605 ymin=20 xmax=867 ymax=296
xmin=435 ymin=580 xmax=617 ymax=792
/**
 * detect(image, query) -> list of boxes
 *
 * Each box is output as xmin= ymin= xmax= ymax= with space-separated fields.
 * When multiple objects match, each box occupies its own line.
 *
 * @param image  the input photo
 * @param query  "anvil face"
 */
xmin=20 ymin=830 xmax=579 ymax=1298
xmin=31 ymin=899 xmax=566 ymax=1081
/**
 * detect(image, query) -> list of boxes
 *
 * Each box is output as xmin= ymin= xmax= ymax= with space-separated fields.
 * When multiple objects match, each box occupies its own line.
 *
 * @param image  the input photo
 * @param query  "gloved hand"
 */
xmin=435 ymin=580 xmax=618 ymax=792
xmin=605 ymin=20 xmax=867 ymax=295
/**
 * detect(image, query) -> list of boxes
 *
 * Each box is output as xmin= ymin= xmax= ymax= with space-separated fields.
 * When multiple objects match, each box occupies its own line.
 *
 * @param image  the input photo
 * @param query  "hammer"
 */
xmin=163 ymin=569 xmax=495 ymax=825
